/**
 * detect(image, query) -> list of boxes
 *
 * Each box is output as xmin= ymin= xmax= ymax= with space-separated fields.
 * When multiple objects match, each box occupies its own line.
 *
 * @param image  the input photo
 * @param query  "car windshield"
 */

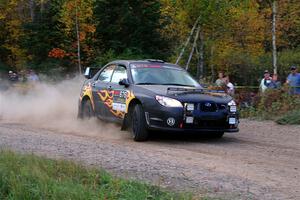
xmin=130 ymin=63 xmax=201 ymax=87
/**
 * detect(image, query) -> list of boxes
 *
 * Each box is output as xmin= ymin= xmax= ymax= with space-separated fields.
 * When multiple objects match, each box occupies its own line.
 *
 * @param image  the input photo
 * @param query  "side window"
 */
xmin=98 ymin=65 xmax=115 ymax=82
xmin=111 ymin=65 xmax=127 ymax=83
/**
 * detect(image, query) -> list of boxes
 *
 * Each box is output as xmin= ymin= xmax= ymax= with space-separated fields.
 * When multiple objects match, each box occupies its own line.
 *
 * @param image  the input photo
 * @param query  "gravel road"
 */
xmin=0 ymin=119 xmax=299 ymax=200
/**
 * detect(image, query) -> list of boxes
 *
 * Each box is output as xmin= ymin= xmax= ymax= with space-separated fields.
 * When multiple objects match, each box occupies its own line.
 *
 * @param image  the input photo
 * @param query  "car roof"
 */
xmin=108 ymin=59 xmax=183 ymax=70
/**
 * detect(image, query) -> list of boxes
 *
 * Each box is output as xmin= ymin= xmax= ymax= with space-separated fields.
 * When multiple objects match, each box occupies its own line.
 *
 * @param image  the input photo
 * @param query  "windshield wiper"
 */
xmin=135 ymin=82 xmax=160 ymax=85
xmin=161 ymin=83 xmax=195 ymax=87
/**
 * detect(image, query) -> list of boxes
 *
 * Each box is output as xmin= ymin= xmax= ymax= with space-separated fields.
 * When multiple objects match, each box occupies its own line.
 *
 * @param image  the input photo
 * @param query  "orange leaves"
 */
xmin=48 ymin=48 xmax=66 ymax=59
xmin=48 ymin=48 xmax=79 ymax=62
xmin=81 ymin=24 xmax=96 ymax=34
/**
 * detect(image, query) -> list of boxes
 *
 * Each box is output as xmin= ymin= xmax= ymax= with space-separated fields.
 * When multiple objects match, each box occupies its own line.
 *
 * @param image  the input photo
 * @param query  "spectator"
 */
xmin=268 ymin=74 xmax=281 ymax=89
xmin=215 ymin=71 xmax=225 ymax=87
xmin=8 ymin=71 xmax=19 ymax=83
xmin=286 ymin=66 xmax=300 ymax=95
xmin=27 ymin=70 xmax=40 ymax=83
xmin=259 ymin=70 xmax=272 ymax=93
xmin=224 ymin=75 xmax=235 ymax=96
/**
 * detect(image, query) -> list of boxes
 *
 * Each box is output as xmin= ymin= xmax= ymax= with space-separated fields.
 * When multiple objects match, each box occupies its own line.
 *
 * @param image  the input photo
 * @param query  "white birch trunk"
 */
xmin=197 ymin=31 xmax=204 ymax=80
xmin=75 ymin=0 xmax=82 ymax=74
xmin=185 ymin=26 xmax=200 ymax=70
xmin=40 ymin=0 xmax=45 ymax=14
xmin=210 ymin=45 xmax=215 ymax=82
xmin=176 ymin=16 xmax=200 ymax=65
xmin=29 ymin=0 xmax=35 ymax=21
xmin=272 ymin=0 xmax=277 ymax=75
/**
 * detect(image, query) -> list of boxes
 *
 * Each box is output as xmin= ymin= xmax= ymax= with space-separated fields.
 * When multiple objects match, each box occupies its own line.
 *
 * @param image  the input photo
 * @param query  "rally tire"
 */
xmin=131 ymin=104 xmax=149 ymax=141
xmin=82 ymin=100 xmax=94 ymax=119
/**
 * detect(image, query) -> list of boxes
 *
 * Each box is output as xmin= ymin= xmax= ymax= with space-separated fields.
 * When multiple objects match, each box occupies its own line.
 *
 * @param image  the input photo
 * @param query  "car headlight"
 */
xmin=228 ymin=100 xmax=237 ymax=112
xmin=155 ymin=95 xmax=183 ymax=107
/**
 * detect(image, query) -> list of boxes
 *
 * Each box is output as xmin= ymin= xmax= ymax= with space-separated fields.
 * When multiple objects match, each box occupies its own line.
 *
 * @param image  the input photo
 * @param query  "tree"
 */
xmin=94 ymin=0 xmax=169 ymax=59
xmin=0 ymin=0 xmax=28 ymax=70
xmin=60 ymin=0 xmax=95 ymax=73
xmin=161 ymin=0 xmax=267 ymax=85
xmin=22 ymin=0 xmax=67 ymax=68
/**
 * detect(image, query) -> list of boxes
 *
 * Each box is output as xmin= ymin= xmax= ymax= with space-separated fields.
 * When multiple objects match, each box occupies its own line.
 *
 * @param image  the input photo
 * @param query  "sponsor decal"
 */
xmin=97 ymin=89 xmax=135 ymax=118
xmin=167 ymin=117 xmax=175 ymax=126
xmin=229 ymin=118 xmax=236 ymax=125
xmin=112 ymin=103 xmax=126 ymax=112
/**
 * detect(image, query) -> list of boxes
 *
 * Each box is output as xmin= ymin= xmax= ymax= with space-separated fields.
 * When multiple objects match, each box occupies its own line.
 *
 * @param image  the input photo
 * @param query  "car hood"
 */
xmin=136 ymin=85 xmax=232 ymax=103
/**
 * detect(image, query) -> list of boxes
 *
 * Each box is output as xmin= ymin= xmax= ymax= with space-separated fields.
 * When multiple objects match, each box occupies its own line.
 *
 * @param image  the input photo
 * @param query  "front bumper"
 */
xmin=144 ymin=103 xmax=239 ymax=133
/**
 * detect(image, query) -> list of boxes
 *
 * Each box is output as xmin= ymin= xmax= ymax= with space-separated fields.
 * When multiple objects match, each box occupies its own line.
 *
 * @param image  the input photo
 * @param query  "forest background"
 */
xmin=1 ymin=0 xmax=300 ymax=86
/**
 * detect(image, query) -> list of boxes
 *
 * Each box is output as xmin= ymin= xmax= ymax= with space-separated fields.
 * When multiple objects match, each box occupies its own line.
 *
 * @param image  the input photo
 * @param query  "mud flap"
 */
xmin=121 ymin=114 xmax=129 ymax=131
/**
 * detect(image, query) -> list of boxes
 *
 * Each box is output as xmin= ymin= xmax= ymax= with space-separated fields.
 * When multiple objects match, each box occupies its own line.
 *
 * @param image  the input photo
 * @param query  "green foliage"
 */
xmin=94 ymin=0 xmax=170 ymax=60
xmin=0 ymin=150 xmax=192 ymax=200
xmin=93 ymin=49 xmax=146 ymax=67
xmin=21 ymin=0 xmax=67 ymax=65
xmin=240 ymin=88 xmax=300 ymax=124
xmin=276 ymin=110 xmax=300 ymax=125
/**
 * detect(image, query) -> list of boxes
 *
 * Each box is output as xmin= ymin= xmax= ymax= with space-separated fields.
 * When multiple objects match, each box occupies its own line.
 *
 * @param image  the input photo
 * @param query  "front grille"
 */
xmin=217 ymin=104 xmax=227 ymax=110
xmin=199 ymin=102 xmax=217 ymax=112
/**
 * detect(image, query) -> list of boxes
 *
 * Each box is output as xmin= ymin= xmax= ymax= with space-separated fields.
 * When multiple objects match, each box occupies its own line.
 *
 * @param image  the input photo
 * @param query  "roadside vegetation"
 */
xmin=239 ymin=88 xmax=300 ymax=125
xmin=0 ymin=150 xmax=193 ymax=200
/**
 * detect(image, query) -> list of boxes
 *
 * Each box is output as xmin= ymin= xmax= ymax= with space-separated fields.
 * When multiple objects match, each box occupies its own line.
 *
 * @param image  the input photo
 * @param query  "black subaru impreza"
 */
xmin=78 ymin=59 xmax=239 ymax=141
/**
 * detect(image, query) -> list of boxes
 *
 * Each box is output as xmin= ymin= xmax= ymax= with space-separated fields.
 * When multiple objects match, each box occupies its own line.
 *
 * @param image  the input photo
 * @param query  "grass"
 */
xmin=276 ymin=110 xmax=300 ymax=125
xmin=0 ymin=150 xmax=193 ymax=200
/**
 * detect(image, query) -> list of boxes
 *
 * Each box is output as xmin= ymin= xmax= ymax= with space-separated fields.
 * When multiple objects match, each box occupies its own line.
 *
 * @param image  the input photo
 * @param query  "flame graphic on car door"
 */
xmin=97 ymin=89 xmax=135 ymax=118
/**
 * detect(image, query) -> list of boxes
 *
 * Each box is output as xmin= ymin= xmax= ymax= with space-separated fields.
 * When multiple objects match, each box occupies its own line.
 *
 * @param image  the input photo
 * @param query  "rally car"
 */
xmin=78 ymin=59 xmax=239 ymax=141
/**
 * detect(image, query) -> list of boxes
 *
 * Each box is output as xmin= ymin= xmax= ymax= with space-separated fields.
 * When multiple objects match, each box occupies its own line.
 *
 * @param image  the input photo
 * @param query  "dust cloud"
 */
xmin=0 ymin=77 xmax=125 ymax=139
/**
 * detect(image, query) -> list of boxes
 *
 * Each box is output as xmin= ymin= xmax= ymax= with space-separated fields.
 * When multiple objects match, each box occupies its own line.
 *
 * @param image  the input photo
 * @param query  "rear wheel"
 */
xmin=82 ymin=100 xmax=94 ymax=119
xmin=131 ymin=104 xmax=149 ymax=141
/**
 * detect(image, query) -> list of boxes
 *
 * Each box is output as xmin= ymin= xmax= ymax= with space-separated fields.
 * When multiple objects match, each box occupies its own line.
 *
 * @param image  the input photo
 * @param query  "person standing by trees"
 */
xmin=259 ymin=70 xmax=272 ymax=93
xmin=8 ymin=71 xmax=19 ymax=83
xmin=224 ymin=75 xmax=235 ymax=96
xmin=27 ymin=70 xmax=39 ymax=83
xmin=268 ymin=74 xmax=281 ymax=89
xmin=286 ymin=66 xmax=300 ymax=95
xmin=215 ymin=71 xmax=225 ymax=87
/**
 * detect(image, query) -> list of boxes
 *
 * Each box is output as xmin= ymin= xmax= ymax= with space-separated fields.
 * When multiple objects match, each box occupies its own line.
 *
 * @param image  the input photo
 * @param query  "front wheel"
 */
xmin=131 ymin=104 xmax=149 ymax=141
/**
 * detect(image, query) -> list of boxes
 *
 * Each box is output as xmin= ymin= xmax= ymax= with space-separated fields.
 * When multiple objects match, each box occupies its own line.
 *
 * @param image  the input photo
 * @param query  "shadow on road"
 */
xmin=148 ymin=131 xmax=239 ymax=144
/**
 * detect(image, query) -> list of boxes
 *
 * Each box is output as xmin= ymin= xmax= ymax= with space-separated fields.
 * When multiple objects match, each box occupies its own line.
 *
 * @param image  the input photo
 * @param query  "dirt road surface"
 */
xmin=0 ymin=119 xmax=299 ymax=200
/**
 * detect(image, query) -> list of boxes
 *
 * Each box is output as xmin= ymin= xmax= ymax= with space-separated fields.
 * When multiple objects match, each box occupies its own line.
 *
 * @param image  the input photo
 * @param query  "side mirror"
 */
xmin=84 ymin=67 xmax=92 ymax=79
xmin=119 ymin=78 xmax=130 ymax=87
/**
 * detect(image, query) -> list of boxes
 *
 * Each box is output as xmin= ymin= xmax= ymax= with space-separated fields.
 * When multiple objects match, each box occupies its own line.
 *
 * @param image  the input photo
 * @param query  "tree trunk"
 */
xmin=29 ymin=0 xmax=35 ymax=22
xmin=210 ymin=45 xmax=215 ymax=82
xmin=75 ymin=0 xmax=82 ymax=74
xmin=40 ymin=0 xmax=45 ymax=14
xmin=272 ymin=0 xmax=277 ymax=75
xmin=196 ymin=31 xmax=204 ymax=80
xmin=185 ymin=26 xmax=200 ymax=70
xmin=176 ymin=16 xmax=200 ymax=65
